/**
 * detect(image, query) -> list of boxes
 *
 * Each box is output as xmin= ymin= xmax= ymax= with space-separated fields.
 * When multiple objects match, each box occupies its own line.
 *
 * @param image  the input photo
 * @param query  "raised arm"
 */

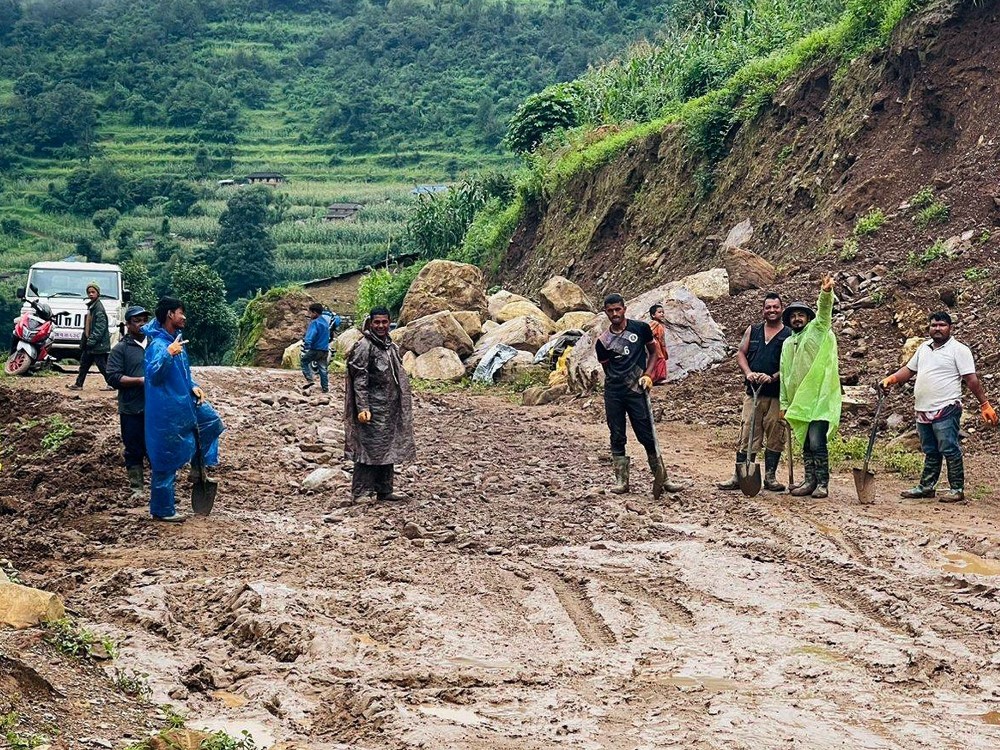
xmin=815 ymin=274 xmax=835 ymax=332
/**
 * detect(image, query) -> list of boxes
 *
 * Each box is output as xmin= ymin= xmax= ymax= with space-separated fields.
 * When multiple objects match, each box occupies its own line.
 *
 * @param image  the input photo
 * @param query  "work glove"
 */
xmin=879 ymin=375 xmax=898 ymax=391
xmin=638 ymin=375 xmax=653 ymax=391
xmin=191 ymin=386 xmax=205 ymax=406
xmin=981 ymin=402 xmax=998 ymax=426
xmin=357 ymin=410 xmax=372 ymax=424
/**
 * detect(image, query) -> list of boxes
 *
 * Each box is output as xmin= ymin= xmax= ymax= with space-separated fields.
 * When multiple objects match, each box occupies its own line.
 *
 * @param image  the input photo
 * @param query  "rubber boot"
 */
xmin=717 ymin=452 xmax=746 ymax=491
xmin=610 ymin=455 xmax=630 ymax=495
xmin=647 ymin=453 xmax=687 ymax=500
xmin=790 ymin=454 xmax=816 ymax=496
xmin=763 ymin=450 xmax=786 ymax=492
xmin=939 ymin=454 xmax=965 ymax=503
xmin=901 ymin=454 xmax=941 ymax=498
xmin=127 ymin=465 xmax=144 ymax=501
xmin=811 ymin=453 xmax=829 ymax=498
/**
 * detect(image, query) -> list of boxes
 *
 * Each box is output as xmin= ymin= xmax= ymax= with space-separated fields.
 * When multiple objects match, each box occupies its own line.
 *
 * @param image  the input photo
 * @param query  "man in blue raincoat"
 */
xmin=142 ymin=296 xmax=224 ymax=522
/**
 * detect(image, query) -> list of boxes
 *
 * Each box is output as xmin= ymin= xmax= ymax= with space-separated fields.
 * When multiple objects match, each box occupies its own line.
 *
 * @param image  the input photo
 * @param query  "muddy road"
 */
xmin=2 ymin=368 xmax=1000 ymax=749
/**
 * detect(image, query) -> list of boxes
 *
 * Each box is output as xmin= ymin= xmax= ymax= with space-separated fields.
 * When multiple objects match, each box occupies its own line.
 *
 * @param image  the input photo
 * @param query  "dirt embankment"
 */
xmin=3 ymin=371 xmax=1000 ymax=748
xmin=498 ymin=1 xmax=1000 ymax=436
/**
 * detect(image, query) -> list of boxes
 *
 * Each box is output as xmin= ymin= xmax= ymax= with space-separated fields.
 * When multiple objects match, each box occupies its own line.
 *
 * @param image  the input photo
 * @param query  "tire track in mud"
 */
xmin=537 ymin=571 xmax=617 ymax=648
xmin=598 ymin=574 xmax=697 ymax=628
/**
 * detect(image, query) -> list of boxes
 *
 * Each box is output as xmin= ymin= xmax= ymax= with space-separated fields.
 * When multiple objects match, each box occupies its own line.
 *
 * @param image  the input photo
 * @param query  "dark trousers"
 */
xmin=76 ymin=350 xmax=109 ymax=387
xmin=604 ymin=386 xmax=656 ymax=456
xmin=120 ymin=412 xmax=146 ymax=468
xmin=803 ymin=420 xmax=830 ymax=483
xmin=916 ymin=407 xmax=963 ymax=489
xmin=352 ymin=463 xmax=394 ymax=499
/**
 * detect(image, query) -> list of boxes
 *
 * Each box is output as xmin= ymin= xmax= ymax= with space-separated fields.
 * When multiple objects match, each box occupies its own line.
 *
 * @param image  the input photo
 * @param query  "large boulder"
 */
xmin=724 ymin=248 xmax=775 ymax=294
xmin=566 ymin=285 xmax=726 ymax=392
xmin=496 ymin=350 xmax=548 ymax=384
xmin=538 ymin=276 xmax=595 ymax=320
xmin=452 ymin=311 xmax=483 ymax=339
xmin=673 ymin=268 xmax=730 ymax=301
xmin=466 ymin=316 xmax=553 ymax=369
xmin=496 ymin=300 xmax=556 ymax=331
xmin=555 ymin=311 xmax=598 ymax=331
xmin=281 ymin=340 xmax=304 ymax=370
xmin=399 ymin=260 xmax=487 ymax=324
xmin=393 ymin=311 xmax=474 ymax=357
xmin=413 ymin=347 xmax=466 ymax=382
xmin=487 ymin=290 xmax=529 ymax=321
xmin=401 ymin=350 xmax=417 ymax=376
xmin=335 ymin=328 xmax=363 ymax=356
xmin=235 ymin=287 xmax=317 ymax=367
xmin=0 ymin=582 xmax=66 ymax=629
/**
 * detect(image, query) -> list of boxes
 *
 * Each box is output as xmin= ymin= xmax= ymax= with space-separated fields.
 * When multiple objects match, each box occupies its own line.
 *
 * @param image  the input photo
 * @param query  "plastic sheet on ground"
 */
xmin=533 ymin=329 xmax=585 ymax=366
xmin=472 ymin=343 xmax=520 ymax=384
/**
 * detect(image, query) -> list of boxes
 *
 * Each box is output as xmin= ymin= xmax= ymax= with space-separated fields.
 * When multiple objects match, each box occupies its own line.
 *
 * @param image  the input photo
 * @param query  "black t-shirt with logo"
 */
xmin=596 ymin=320 xmax=654 ymax=389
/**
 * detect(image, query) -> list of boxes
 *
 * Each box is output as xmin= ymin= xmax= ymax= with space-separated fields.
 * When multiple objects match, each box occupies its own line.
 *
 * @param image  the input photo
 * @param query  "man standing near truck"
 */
xmin=107 ymin=306 xmax=150 ymax=500
xmin=68 ymin=282 xmax=112 ymax=390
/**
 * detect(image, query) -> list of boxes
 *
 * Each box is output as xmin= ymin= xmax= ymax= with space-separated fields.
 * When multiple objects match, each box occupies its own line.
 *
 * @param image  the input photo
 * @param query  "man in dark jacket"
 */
xmin=68 ymin=282 xmax=112 ymax=390
xmin=107 ymin=306 xmax=150 ymax=500
xmin=344 ymin=307 xmax=416 ymax=502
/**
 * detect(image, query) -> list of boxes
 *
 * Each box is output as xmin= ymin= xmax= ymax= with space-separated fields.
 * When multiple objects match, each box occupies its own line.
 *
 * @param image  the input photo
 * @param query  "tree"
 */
xmin=212 ymin=187 xmax=277 ymax=300
xmin=504 ymin=83 xmax=581 ymax=154
xmin=92 ymin=208 xmax=121 ymax=239
xmin=75 ymin=237 xmax=102 ymax=263
xmin=120 ymin=258 xmax=155 ymax=311
xmin=169 ymin=262 xmax=237 ymax=364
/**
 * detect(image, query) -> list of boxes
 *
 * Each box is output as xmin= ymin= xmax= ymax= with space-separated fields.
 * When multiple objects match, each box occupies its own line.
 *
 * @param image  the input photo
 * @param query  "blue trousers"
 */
xmin=149 ymin=435 xmax=220 ymax=518
xmin=301 ymin=349 xmax=329 ymax=392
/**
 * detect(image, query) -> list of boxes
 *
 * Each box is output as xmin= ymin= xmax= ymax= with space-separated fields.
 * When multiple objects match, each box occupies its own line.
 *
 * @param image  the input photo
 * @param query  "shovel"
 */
xmin=191 ymin=423 xmax=218 ymax=516
xmin=644 ymin=390 xmax=666 ymax=501
xmin=852 ymin=390 xmax=887 ymax=505
xmin=737 ymin=385 xmax=763 ymax=497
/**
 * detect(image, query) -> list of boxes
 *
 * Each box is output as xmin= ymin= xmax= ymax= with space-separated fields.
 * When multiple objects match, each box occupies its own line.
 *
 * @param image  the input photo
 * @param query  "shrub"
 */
xmin=908 ymin=239 xmax=951 ymax=266
xmin=909 ymin=185 xmax=934 ymax=209
xmin=505 ymin=83 xmax=581 ymax=155
xmin=914 ymin=201 xmax=949 ymax=229
xmin=838 ymin=238 xmax=859 ymax=262
xmin=853 ymin=208 xmax=886 ymax=236
xmin=355 ymin=268 xmax=394 ymax=321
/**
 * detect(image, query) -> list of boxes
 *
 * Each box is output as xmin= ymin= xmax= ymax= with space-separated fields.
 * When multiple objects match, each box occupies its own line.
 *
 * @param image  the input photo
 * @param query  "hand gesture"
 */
xmin=167 ymin=332 xmax=186 ymax=356
xmin=821 ymin=274 xmax=835 ymax=293
xmin=358 ymin=410 xmax=372 ymax=424
xmin=192 ymin=386 xmax=205 ymax=405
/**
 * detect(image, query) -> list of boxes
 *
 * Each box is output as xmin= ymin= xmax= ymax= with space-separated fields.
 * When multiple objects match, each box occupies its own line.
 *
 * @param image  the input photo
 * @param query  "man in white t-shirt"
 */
xmin=880 ymin=311 xmax=997 ymax=502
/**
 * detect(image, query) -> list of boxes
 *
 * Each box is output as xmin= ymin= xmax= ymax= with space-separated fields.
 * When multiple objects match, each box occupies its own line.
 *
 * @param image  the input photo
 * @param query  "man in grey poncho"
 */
xmin=344 ymin=306 xmax=416 ymax=502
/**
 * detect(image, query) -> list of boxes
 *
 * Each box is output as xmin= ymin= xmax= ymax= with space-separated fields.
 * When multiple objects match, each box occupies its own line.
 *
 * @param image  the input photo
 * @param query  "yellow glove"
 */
xmin=880 ymin=374 xmax=898 ymax=390
xmin=191 ymin=386 xmax=205 ymax=405
xmin=981 ymin=402 xmax=998 ymax=426
xmin=357 ymin=410 xmax=372 ymax=424
xmin=638 ymin=375 xmax=653 ymax=391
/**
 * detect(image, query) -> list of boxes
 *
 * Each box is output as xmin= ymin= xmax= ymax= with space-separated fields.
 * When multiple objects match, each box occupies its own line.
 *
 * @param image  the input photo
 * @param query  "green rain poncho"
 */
xmin=779 ymin=289 xmax=841 ymax=448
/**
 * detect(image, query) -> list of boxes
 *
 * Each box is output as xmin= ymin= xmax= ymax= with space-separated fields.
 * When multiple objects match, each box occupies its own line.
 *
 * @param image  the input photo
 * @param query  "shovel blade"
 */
xmin=191 ymin=477 xmax=218 ymax=516
xmin=852 ymin=467 xmax=876 ymax=504
xmin=737 ymin=463 xmax=762 ymax=497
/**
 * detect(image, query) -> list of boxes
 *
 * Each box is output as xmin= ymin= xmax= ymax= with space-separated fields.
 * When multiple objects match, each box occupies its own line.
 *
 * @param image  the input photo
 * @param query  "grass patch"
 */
xmin=914 ymin=201 xmax=949 ymax=229
xmin=39 ymin=415 xmax=73 ymax=453
xmin=111 ymin=668 xmax=152 ymax=700
xmin=827 ymin=435 xmax=922 ymax=479
xmin=963 ymin=267 xmax=989 ymax=282
xmin=853 ymin=208 xmax=886 ymax=236
xmin=909 ymin=185 xmax=934 ymax=209
xmin=0 ymin=712 xmax=46 ymax=750
xmin=44 ymin=617 xmax=118 ymax=660
xmin=838 ymin=238 xmax=859 ymax=262
xmin=908 ymin=238 xmax=952 ymax=266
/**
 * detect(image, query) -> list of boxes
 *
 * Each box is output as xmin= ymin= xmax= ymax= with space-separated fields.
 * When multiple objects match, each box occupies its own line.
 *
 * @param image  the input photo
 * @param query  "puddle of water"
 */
xmin=940 ymin=551 xmax=1000 ymax=576
xmin=793 ymin=646 xmax=847 ymax=663
xmin=418 ymin=705 xmax=486 ymax=725
xmin=655 ymin=675 xmax=742 ymax=691
xmin=211 ymin=690 xmax=249 ymax=708
xmin=983 ymin=711 xmax=1000 ymax=725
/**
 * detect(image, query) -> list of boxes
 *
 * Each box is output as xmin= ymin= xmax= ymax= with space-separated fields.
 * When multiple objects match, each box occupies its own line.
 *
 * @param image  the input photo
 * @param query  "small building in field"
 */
xmin=245 ymin=172 xmax=287 ymax=185
xmin=323 ymin=203 xmax=363 ymax=222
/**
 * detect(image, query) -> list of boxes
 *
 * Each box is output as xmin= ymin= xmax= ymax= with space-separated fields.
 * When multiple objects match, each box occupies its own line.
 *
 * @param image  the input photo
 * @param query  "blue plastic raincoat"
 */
xmin=779 ymin=289 xmax=842 ymax=448
xmin=142 ymin=320 xmax=224 ymax=474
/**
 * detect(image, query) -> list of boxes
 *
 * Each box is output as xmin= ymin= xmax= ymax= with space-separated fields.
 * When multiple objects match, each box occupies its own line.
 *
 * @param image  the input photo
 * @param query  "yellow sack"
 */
xmin=548 ymin=346 xmax=572 ymax=387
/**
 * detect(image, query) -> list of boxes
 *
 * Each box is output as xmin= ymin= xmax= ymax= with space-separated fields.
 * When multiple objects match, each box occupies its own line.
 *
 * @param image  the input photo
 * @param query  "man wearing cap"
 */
xmin=107 ymin=306 xmax=150 ymax=500
xmin=780 ymin=275 xmax=841 ymax=498
xmin=879 ymin=311 xmax=998 ymax=503
xmin=68 ymin=282 xmax=112 ymax=390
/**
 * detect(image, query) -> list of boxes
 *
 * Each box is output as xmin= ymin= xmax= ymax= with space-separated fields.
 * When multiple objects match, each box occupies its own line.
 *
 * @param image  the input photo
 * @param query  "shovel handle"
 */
xmin=862 ymin=391 xmax=887 ymax=471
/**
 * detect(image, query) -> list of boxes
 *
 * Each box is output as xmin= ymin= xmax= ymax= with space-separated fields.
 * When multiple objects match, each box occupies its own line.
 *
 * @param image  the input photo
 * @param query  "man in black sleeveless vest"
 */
xmin=718 ymin=292 xmax=791 ymax=492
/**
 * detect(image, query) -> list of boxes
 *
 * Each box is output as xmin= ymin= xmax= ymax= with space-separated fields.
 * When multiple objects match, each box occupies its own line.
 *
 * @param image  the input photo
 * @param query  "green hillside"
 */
xmin=0 ymin=0 xmax=676 ymax=300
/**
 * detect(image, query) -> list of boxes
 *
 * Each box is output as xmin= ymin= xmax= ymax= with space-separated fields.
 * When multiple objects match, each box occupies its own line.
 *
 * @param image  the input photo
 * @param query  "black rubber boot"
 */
xmin=901 ymin=454 xmax=941 ymax=498
xmin=127 ymin=465 xmax=144 ymax=500
xmin=717 ymin=452 xmax=746 ymax=490
xmin=647 ymin=453 xmax=687 ymax=500
xmin=811 ymin=454 xmax=830 ymax=498
xmin=763 ymin=450 xmax=785 ymax=492
xmin=791 ymin=454 xmax=816 ymax=497
xmin=940 ymin=454 xmax=965 ymax=503
xmin=611 ymin=455 xmax=630 ymax=494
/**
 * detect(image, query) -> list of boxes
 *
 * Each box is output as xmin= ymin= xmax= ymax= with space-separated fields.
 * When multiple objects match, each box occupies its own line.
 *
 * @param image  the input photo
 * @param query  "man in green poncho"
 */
xmin=779 ymin=275 xmax=841 ymax=498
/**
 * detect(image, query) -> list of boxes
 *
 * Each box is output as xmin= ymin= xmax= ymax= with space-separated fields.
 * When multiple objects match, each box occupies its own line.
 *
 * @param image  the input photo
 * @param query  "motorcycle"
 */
xmin=5 ymin=287 xmax=55 ymax=377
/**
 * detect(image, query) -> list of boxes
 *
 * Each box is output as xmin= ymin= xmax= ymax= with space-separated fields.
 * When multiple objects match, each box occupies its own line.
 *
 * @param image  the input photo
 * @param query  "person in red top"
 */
xmin=648 ymin=304 xmax=669 ymax=385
